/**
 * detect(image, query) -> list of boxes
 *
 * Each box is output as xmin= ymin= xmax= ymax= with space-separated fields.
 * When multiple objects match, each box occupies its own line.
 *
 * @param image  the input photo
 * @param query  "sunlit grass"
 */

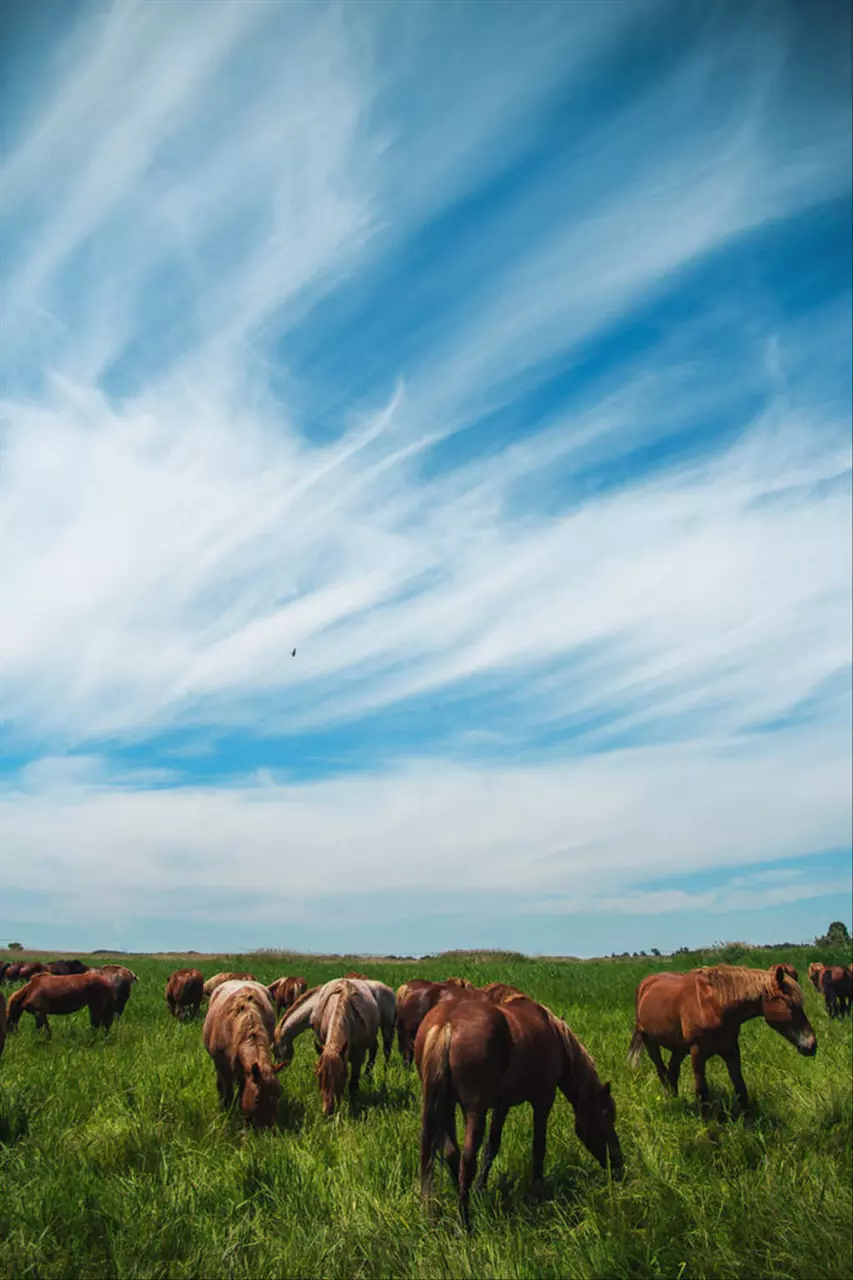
xmin=1 ymin=946 xmax=850 ymax=1278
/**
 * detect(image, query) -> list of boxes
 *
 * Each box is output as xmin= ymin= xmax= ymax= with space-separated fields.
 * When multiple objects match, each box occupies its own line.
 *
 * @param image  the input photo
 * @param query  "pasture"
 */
xmin=1 ymin=945 xmax=851 ymax=1279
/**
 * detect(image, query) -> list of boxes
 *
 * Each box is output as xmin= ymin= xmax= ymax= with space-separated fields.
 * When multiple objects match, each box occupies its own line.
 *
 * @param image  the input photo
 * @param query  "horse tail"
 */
xmin=420 ymin=1021 xmax=453 ymax=1191
xmin=6 ymin=982 xmax=29 ymax=1030
xmin=627 ymin=1025 xmax=645 ymax=1068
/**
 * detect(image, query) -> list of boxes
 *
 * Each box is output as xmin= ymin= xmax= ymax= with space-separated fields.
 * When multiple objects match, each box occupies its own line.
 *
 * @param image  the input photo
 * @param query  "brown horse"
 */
xmin=396 ymin=979 xmax=475 ymax=1066
xmin=6 ymin=971 xmax=117 ymax=1035
xmin=46 ymin=959 xmax=90 ymax=976
xmin=101 ymin=964 xmax=138 ymax=1017
xmin=267 ymin=975 xmax=308 ymax=1015
xmin=273 ymin=979 xmax=380 ymax=1115
xmin=165 ymin=968 xmax=204 ymax=1019
xmin=820 ymin=966 xmax=852 ymax=1018
xmin=0 ymin=992 xmax=6 ymax=1057
xmin=416 ymin=992 xmax=621 ymax=1225
xmin=202 ymin=971 xmax=255 ymax=1002
xmin=773 ymin=963 xmax=799 ymax=982
xmin=17 ymin=962 xmax=48 ymax=982
xmin=629 ymin=965 xmax=816 ymax=1110
xmin=203 ymin=980 xmax=283 ymax=1127
xmin=480 ymin=982 xmax=526 ymax=1003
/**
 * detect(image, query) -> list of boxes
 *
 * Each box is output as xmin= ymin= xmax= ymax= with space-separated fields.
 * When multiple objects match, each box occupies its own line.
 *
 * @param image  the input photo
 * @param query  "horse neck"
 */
xmin=556 ymin=1019 xmax=601 ymax=1110
xmin=237 ymin=1033 xmax=268 ymax=1077
xmin=278 ymin=992 xmax=317 ymax=1050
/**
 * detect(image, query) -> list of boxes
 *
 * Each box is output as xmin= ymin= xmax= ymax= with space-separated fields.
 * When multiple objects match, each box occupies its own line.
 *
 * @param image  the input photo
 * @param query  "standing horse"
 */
xmin=203 ymin=971 xmax=255 ymax=1002
xmin=808 ymin=962 xmax=826 ymax=992
xmin=6 ymin=971 xmax=117 ymax=1035
xmin=628 ymin=965 xmax=816 ymax=1110
xmin=273 ymin=979 xmax=380 ymax=1115
xmin=820 ymin=966 xmax=852 ymax=1018
xmin=165 ymin=968 xmax=204 ymax=1019
xmin=416 ymin=992 xmax=622 ymax=1225
xmin=267 ymin=975 xmax=308 ymax=1015
xmin=46 ymin=959 xmax=90 ymax=976
xmin=100 ymin=964 xmax=138 ymax=1017
xmin=203 ymin=980 xmax=282 ymax=1127
xmin=396 ymin=979 xmax=474 ymax=1066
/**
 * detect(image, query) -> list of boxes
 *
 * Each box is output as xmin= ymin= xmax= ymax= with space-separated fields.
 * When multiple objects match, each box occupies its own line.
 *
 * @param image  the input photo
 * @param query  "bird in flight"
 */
xmin=291 ymin=648 xmax=296 ymax=657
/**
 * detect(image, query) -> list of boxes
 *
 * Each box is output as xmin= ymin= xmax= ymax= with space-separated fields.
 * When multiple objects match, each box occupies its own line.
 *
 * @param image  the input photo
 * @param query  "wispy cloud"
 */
xmin=1 ymin=0 xmax=850 ymax=949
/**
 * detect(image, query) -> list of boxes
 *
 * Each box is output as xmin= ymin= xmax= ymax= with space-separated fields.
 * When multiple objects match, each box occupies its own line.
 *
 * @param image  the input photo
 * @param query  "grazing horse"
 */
xmin=820 ymin=966 xmax=852 ymax=1019
xmin=100 ymin=964 xmax=138 ymax=1016
xmin=17 ymin=962 xmax=48 ymax=982
xmin=202 ymin=971 xmax=255 ymax=1002
xmin=416 ymin=992 xmax=622 ymax=1226
xmin=273 ymin=979 xmax=380 ymax=1115
xmin=808 ymin=962 xmax=826 ymax=992
xmin=3 ymin=963 xmax=23 ymax=983
xmin=396 ymin=979 xmax=475 ymax=1066
xmin=46 ymin=959 xmax=90 ymax=976
xmin=6 ymin=971 xmax=117 ymax=1035
xmin=267 ymin=975 xmax=308 ymax=1015
xmin=203 ymin=980 xmax=282 ymax=1127
xmin=165 ymin=968 xmax=204 ymax=1019
xmin=628 ymin=965 xmax=816 ymax=1110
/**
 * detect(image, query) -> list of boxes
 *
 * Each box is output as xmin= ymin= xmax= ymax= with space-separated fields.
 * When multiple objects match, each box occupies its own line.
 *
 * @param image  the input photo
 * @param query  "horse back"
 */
xmin=416 ymin=995 xmax=512 ymax=1109
xmin=27 ymin=971 xmax=113 ymax=1015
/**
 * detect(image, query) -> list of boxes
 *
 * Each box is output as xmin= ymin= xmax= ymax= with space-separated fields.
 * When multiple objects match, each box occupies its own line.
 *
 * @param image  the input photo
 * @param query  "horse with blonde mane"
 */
xmin=628 ymin=965 xmax=816 ymax=1110
xmin=202 ymin=971 xmax=255 ymax=1002
xmin=416 ymin=990 xmax=621 ymax=1226
xmin=203 ymin=980 xmax=283 ymax=1127
xmin=273 ymin=979 xmax=380 ymax=1115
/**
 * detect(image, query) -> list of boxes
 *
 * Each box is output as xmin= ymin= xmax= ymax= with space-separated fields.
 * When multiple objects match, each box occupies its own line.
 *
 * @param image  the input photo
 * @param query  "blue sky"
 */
xmin=1 ymin=0 xmax=851 ymax=957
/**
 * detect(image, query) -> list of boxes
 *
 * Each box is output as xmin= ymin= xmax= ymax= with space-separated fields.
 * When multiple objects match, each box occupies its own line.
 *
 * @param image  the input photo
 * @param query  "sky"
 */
xmin=1 ymin=0 xmax=851 ymax=958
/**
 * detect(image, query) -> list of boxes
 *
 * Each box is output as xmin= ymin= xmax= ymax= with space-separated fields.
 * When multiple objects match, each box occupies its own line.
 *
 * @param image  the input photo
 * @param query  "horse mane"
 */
xmin=699 ymin=965 xmax=803 ymax=1006
xmin=550 ymin=1014 xmax=603 ymax=1109
xmin=229 ymin=990 xmax=273 ymax=1058
xmin=285 ymin=984 xmax=320 ymax=1017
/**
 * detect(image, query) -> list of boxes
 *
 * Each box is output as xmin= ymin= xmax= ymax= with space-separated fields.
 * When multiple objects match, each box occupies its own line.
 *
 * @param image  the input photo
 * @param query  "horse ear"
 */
xmin=251 ymin=1062 xmax=262 ymax=1083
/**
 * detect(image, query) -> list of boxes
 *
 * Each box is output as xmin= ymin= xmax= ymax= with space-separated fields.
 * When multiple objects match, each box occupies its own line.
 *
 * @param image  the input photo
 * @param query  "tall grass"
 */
xmin=1 ymin=946 xmax=850 ymax=1279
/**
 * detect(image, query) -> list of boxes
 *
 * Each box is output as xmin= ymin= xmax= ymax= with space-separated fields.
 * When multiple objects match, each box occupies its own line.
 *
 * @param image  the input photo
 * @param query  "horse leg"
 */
xmin=366 ymin=1034 xmax=378 ymax=1074
xmin=35 ymin=1011 xmax=50 ymax=1036
xmin=458 ymin=1109 xmax=487 ymax=1229
xmin=474 ymin=1104 xmax=508 ymax=1193
xmin=349 ymin=1048 xmax=365 ymax=1100
xmin=721 ymin=1042 xmax=749 ymax=1110
xmin=643 ymin=1037 xmax=670 ymax=1091
xmin=690 ymin=1045 xmax=710 ymax=1110
xmin=667 ymin=1048 xmax=687 ymax=1095
xmin=531 ymin=1099 xmax=551 ymax=1188
xmin=216 ymin=1069 xmax=234 ymax=1110
xmin=382 ymin=1022 xmax=393 ymax=1063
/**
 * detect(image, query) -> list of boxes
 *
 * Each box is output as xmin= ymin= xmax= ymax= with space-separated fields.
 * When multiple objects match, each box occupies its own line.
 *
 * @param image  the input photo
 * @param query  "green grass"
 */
xmin=1 ymin=946 xmax=851 ymax=1279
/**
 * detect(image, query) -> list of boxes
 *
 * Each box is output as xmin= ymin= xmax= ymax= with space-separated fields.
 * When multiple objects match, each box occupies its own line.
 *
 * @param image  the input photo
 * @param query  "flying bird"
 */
xmin=291 ymin=648 xmax=296 ymax=657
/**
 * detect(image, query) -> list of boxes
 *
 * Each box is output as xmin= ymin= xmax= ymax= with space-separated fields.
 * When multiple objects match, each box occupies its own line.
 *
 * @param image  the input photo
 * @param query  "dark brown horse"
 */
xmin=165 ymin=968 xmax=204 ymax=1019
xmin=267 ymin=975 xmax=308 ymax=1015
xmin=480 ymin=982 xmax=527 ymax=1003
xmin=16 ymin=962 xmax=48 ymax=982
xmin=629 ymin=965 xmax=816 ymax=1110
xmin=46 ymin=959 xmax=90 ymax=976
xmin=6 ymin=971 xmax=117 ymax=1034
xmin=396 ymin=978 xmax=475 ymax=1066
xmin=101 ymin=964 xmax=138 ymax=1016
xmin=203 ymin=980 xmax=283 ymax=1127
xmin=416 ymin=992 xmax=622 ymax=1225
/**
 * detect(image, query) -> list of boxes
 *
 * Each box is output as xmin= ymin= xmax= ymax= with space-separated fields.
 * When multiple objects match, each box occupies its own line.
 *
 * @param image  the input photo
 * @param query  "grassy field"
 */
xmin=1 ymin=945 xmax=851 ymax=1279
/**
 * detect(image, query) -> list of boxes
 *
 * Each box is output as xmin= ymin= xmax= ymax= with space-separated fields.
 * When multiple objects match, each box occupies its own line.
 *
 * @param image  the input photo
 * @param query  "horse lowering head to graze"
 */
xmin=203 ymin=972 xmax=255 ymax=1002
xmin=165 ymin=969 xmax=204 ymax=1020
xmin=6 ymin=971 xmax=117 ymax=1036
xmin=203 ymin=980 xmax=283 ymax=1128
xmin=267 ymin=976 xmax=308 ymax=1015
xmin=46 ymin=959 xmax=90 ymax=976
xmin=416 ymin=990 xmax=621 ymax=1226
xmin=628 ymin=965 xmax=816 ymax=1111
xmin=100 ymin=965 xmax=138 ymax=1017
xmin=3 ymin=963 xmax=23 ymax=983
xmin=273 ymin=979 xmax=380 ymax=1116
xmin=395 ymin=980 xmax=475 ymax=1067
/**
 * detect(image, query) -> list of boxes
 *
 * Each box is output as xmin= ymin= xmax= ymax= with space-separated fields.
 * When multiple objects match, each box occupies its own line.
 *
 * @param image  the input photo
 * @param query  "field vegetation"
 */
xmin=1 ymin=944 xmax=851 ymax=1279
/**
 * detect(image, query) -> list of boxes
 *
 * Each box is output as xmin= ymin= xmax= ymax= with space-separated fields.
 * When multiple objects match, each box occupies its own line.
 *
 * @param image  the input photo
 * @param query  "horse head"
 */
xmin=574 ymin=1079 xmax=623 ymax=1176
xmin=240 ymin=1060 xmax=281 ymax=1128
xmin=762 ymin=965 xmax=816 ymax=1056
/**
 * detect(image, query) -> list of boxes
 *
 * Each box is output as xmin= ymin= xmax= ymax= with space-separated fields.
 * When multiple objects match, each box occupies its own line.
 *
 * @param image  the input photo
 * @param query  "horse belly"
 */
xmin=638 ymin=986 xmax=688 ymax=1048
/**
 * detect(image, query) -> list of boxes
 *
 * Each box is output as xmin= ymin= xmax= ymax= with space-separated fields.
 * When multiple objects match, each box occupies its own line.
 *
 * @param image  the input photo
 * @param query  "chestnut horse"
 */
xmin=820 ymin=966 xmax=852 ymax=1018
xmin=46 ymin=959 xmax=90 ymax=976
xmin=417 ymin=992 xmax=622 ymax=1225
xmin=396 ymin=978 xmax=474 ymax=1066
xmin=267 ymin=975 xmax=308 ymax=1015
xmin=273 ymin=979 xmax=380 ymax=1115
xmin=101 ymin=964 xmax=138 ymax=1017
xmin=629 ymin=965 xmax=816 ymax=1110
xmin=165 ymin=968 xmax=204 ymax=1019
xmin=6 ymin=971 xmax=117 ymax=1034
xmin=203 ymin=980 xmax=282 ymax=1127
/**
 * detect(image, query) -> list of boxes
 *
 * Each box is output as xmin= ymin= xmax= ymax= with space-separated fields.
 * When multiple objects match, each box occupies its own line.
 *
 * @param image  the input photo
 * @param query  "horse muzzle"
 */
xmin=797 ymin=1034 xmax=817 ymax=1057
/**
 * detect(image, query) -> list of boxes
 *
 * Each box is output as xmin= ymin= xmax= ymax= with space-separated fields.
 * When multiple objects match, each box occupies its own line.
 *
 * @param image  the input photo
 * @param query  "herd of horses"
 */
xmin=1 ymin=955 xmax=850 ymax=1224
